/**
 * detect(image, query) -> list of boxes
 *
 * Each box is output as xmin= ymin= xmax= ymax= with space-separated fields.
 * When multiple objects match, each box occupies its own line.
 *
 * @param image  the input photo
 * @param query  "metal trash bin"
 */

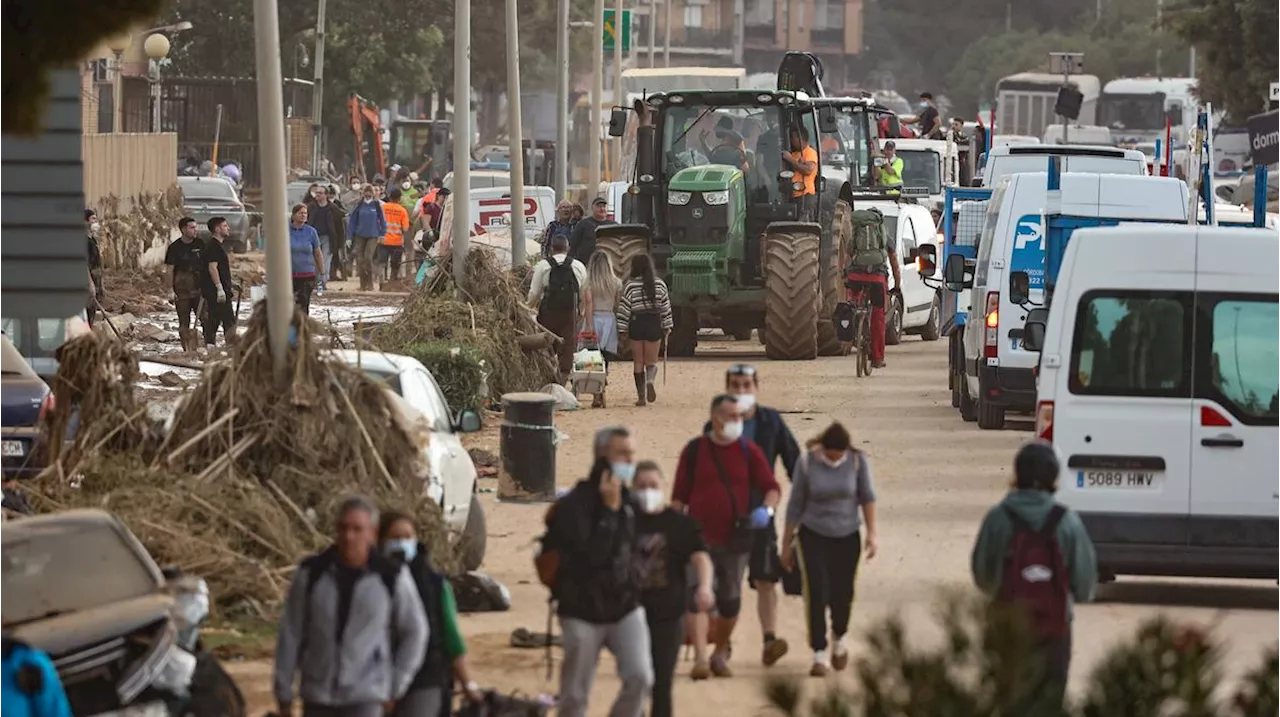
xmin=498 ymin=392 xmax=558 ymax=502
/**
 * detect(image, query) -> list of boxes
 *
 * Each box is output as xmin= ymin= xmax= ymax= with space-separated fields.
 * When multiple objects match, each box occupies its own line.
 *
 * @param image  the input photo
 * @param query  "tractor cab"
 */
xmin=388 ymin=119 xmax=452 ymax=179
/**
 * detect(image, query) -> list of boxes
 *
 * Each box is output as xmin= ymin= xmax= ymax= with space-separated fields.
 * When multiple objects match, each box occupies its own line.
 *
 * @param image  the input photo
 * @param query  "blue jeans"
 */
xmin=317 ymin=235 xmax=331 ymax=288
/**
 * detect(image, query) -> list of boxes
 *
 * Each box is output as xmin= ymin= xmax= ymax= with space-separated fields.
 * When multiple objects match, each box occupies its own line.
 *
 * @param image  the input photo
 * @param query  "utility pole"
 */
xmin=648 ymin=0 xmax=656 ymax=67
xmin=613 ymin=0 xmax=624 ymax=183
xmin=663 ymin=0 xmax=671 ymax=67
xmin=453 ymin=0 xmax=472 ymax=287
xmin=309 ymin=0 xmax=327 ymax=174
xmin=506 ymin=0 xmax=526 ymax=267
xmin=1155 ymin=0 xmax=1163 ymax=79
xmin=732 ymin=0 xmax=744 ymax=66
xmin=252 ymin=0 xmax=294 ymax=379
xmin=555 ymin=0 xmax=569 ymax=197
xmin=589 ymin=0 xmax=604 ymax=198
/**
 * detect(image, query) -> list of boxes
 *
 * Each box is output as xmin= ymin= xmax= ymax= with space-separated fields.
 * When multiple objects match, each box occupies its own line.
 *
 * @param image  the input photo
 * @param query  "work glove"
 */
xmin=749 ymin=506 xmax=773 ymax=529
xmin=215 ymin=286 xmax=227 ymax=304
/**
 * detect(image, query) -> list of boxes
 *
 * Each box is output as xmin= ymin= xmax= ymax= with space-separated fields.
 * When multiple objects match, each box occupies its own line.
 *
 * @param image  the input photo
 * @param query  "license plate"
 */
xmin=1 ymin=440 xmax=24 ymax=457
xmin=1076 ymin=470 xmax=1162 ymax=489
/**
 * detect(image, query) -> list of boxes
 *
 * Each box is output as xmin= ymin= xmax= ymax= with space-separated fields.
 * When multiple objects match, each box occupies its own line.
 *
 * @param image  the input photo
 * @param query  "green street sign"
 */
xmin=603 ymin=9 xmax=631 ymax=52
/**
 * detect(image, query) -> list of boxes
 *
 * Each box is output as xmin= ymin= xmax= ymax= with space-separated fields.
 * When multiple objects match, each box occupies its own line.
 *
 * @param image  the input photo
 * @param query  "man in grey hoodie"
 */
xmin=274 ymin=495 xmax=429 ymax=717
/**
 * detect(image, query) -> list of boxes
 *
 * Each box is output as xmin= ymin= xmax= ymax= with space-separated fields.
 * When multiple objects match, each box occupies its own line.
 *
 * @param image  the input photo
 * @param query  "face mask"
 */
xmin=920 ymin=101 xmax=929 ymax=109
xmin=385 ymin=538 xmax=417 ymax=562
xmin=90 ymin=221 xmax=101 ymax=234
xmin=611 ymin=461 xmax=636 ymax=485
xmin=402 ymin=182 xmax=411 ymax=190
xmin=351 ymin=182 xmax=362 ymax=191
xmin=733 ymin=393 xmax=757 ymax=413
xmin=636 ymin=488 xmax=666 ymax=514
xmin=721 ymin=420 xmax=744 ymax=441
xmin=364 ymin=197 xmax=375 ymax=204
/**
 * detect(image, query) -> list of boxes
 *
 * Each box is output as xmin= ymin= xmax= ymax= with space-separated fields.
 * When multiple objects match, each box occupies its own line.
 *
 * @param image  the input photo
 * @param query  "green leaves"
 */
xmin=1166 ymin=0 xmax=1278 ymax=122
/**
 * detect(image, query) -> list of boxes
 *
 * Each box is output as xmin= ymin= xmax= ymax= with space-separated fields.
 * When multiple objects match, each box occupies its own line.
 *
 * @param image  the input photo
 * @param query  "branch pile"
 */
xmin=31 ymin=304 xmax=460 ymax=616
xmin=370 ymin=248 xmax=559 ymax=403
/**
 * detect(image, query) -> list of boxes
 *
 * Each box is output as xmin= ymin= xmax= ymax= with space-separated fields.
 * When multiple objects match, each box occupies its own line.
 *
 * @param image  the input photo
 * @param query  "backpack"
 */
xmin=533 ymin=502 xmax=561 ymax=591
xmin=847 ymin=208 xmax=888 ymax=269
xmin=542 ymin=257 xmax=579 ymax=312
xmin=997 ymin=505 xmax=1070 ymax=640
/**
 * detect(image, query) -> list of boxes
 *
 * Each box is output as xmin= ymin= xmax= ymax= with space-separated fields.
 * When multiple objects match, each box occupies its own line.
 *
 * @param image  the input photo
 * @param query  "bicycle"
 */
xmin=846 ymin=286 xmax=874 ymax=377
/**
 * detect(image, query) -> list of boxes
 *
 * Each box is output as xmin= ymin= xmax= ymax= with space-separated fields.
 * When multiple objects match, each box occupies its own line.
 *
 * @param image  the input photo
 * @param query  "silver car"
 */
xmin=177 ymin=176 xmax=250 ymax=253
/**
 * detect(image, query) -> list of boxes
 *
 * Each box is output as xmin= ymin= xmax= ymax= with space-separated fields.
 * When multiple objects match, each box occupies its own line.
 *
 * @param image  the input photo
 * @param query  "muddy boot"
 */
xmin=177 ymin=328 xmax=193 ymax=353
xmin=633 ymin=372 xmax=647 ymax=407
xmin=645 ymin=365 xmax=658 ymax=403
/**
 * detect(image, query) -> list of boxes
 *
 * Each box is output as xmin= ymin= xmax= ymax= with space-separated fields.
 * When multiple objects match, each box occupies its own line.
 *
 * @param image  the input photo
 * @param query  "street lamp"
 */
xmin=106 ymin=32 xmax=131 ymax=133
xmin=144 ymin=33 xmax=172 ymax=133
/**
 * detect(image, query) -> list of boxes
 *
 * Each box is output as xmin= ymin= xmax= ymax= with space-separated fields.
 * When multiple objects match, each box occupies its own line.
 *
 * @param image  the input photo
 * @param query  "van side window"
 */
xmin=900 ymin=217 xmax=918 ymax=263
xmin=1197 ymin=295 xmax=1279 ymax=425
xmin=1068 ymin=291 xmax=1192 ymax=397
xmin=973 ymin=184 xmax=1006 ymax=287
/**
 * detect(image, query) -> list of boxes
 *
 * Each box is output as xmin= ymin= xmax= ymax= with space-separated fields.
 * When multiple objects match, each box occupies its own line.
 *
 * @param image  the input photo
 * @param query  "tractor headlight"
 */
xmin=702 ymin=190 xmax=730 ymax=206
xmin=667 ymin=190 xmax=691 ymax=205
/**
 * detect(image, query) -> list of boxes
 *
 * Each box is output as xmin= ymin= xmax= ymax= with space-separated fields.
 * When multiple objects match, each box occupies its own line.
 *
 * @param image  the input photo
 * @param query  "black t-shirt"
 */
xmin=308 ymin=202 xmax=335 ymax=237
xmin=918 ymin=105 xmax=941 ymax=138
xmin=202 ymin=238 xmax=234 ymax=298
xmin=87 ymin=235 xmax=102 ymax=271
xmin=164 ymin=238 xmax=205 ymax=277
xmin=633 ymin=508 xmax=707 ymax=621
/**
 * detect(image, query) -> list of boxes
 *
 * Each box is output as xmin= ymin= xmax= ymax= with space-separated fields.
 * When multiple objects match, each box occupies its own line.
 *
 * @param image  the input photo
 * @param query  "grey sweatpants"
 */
xmin=558 ymin=607 xmax=653 ymax=717
xmin=302 ymin=703 xmax=383 ymax=717
xmin=392 ymin=686 xmax=444 ymax=717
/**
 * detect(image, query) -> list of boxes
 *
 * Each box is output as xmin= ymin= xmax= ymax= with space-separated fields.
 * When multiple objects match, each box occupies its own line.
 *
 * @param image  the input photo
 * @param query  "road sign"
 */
xmin=2 ymin=70 xmax=88 ymax=319
xmin=603 ymin=9 xmax=631 ymax=52
xmin=1270 ymin=82 xmax=1279 ymax=102
xmin=1049 ymin=52 xmax=1084 ymax=75
xmin=1246 ymin=110 xmax=1278 ymax=168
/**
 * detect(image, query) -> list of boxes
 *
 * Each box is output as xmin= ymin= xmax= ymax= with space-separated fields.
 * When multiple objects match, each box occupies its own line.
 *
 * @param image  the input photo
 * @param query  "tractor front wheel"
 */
xmin=763 ymin=227 xmax=820 ymax=361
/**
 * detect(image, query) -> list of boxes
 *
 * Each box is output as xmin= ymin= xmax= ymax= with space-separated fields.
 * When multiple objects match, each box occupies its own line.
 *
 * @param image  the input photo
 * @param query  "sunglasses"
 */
xmin=726 ymin=364 xmax=757 ymax=377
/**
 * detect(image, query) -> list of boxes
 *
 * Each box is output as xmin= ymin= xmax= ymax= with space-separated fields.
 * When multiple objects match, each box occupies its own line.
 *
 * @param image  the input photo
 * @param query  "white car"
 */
xmin=330 ymin=350 xmax=487 ymax=570
xmin=861 ymin=201 xmax=942 ymax=345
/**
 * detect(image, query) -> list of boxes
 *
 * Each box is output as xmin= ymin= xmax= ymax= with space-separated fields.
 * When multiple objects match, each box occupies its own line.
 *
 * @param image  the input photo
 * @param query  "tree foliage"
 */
xmin=4 ymin=0 xmax=166 ymax=134
xmin=1166 ymin=0 xmax=1278 ymax=123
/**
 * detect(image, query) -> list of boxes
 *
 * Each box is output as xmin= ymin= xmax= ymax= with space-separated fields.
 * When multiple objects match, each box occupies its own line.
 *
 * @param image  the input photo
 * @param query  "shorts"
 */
xmin=749 ymin=520 xmax=782 ymax=585
xmin=688 ymin=546 xmax=748 ymax=615
xmin=629 ymin=312 xmax=663 ymax=342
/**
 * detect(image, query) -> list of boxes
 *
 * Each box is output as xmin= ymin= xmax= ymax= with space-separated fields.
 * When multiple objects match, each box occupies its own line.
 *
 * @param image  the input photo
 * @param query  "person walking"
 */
xmin=164 ymin=217 xmax=206 ymax=353
xmin=201 ymin=217 xmax=238 ymax=347
xmin=377 ymin=188 xmax=412 ymax=285
xmin=671 ymin=395 xmax=781 ymax=679
xmin=347 ymin=184 xmax=387 ymax=291
xmin=568 ymin=197 xmax=615 ymax=265
xmin=85 ymin=209 xmax=103 ymax=327
xmin=970 ymin=441 xmax=1097 ymax=712
xmin=527 ymin=234 xmax=587 ymax=384
xmin=273 ymin=495 xmax=429 ymax=717
xmin=581 ymin=252 xmax=622 ymax=407
xmin=719 ymin=364 xmax=802 ymax=667
xmin=632 ymin=461 xmax=713 ymax=717
xmin=615 ymin=254 xmax=672 ymax=407
xmin=545 ymin=426 xmax=653 ymax=717
xmin=2 ymin=634 xmax=73 ymax=717
xmin=289 ymin=204 xmax=325 ymax=316
xmin=779 ymin=422 xmax=878 ymax=677
xmin=543 ymin=201 xmax=576 ymax=259
xmin=307 ymin=185 xmax=346 ymax=292
xmin=378 ymin=511 xmax=482 ymax=717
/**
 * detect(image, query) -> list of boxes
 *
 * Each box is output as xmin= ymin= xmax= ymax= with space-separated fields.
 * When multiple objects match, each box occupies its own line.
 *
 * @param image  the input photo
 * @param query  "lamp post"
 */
xmin=143 ymin=33 xmax=171 ymax=133
xmin=106 ymin=33 xmax=131 ymax=133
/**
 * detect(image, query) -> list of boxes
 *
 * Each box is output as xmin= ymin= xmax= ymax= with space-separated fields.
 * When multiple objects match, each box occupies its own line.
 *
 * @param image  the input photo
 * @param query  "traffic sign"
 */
xmin=603 ymin=9 xmax=631 ymax=52
xmin=1270 ymin=82 xmax=1279 ymax=102
xmin=1049 ymin=52 xmax=1084 ymax=75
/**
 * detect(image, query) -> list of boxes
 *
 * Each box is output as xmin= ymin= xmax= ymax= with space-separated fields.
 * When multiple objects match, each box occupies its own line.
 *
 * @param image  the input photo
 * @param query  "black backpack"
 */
xmin=542 ymin=256 xmax=579 ymax=311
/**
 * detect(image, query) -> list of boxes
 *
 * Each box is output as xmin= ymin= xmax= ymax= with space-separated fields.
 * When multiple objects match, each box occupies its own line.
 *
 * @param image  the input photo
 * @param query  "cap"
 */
xmin=591 ymin=196 xmax=607 ymax=207
xmin=884 ymin=140 xmax=896 ymax=149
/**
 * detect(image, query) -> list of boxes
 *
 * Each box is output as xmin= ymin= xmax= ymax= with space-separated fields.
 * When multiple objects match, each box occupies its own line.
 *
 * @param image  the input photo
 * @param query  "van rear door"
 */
xmin=1189 ymin=229 xmax=1279 ymax=571
xmin=1052 ymin=236 xmax=1195 ymax=553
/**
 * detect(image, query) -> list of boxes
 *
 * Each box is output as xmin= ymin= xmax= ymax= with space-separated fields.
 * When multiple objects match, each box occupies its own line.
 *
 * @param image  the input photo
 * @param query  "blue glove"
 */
xmin=749 ymin=506 xmax=772 ymax=529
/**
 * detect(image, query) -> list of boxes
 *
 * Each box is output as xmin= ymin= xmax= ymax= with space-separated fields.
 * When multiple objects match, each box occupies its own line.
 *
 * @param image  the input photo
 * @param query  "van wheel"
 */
xmin=920 ymin=294 xmax=941 ymax=342
xmin=884 ymin=293 xmax=904 ymax=346
xmin=976 ymin=378 xmax=1006 ymax=430
xmin=461 ymin=493 xmax=487 ymax=571
xmin=959 ymin=376 xmax=977 ymax=422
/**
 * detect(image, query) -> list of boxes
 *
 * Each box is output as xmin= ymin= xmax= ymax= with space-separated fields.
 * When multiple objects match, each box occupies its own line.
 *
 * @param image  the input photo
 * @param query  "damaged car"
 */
xmin=1 ymin=509 xmax=244 ymax=717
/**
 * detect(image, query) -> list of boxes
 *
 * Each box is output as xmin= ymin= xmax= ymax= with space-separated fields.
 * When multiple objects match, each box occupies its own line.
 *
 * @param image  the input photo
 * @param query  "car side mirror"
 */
xmin=818 ymin=106 xmax=839 ymax=135
xmin=1022 ymin=308 xmax=1050 ymax=352
xmin=608 ymin=108 xmax=628 ymax=138
xmin=1009 ymin=270 xmax=1031 ymax=305
xmin=916 ymin=243 xmax=937 ymax=274
xmin=454 ymin=409 xmax=483 ymax=433
xmin=943 ymin=252 xmax=970 ymax=290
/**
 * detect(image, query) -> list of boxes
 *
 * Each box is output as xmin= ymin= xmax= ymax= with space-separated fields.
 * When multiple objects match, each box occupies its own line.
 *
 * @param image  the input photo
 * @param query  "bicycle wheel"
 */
xmin=853 ymin=313 xmax=866 ymax=377
xmin=858 ymin=310 xmax=872 ymax=376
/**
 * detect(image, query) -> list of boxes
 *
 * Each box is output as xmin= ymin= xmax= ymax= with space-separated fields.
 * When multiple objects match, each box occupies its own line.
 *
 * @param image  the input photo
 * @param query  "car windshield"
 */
xmin=661 ymin=102 xmax=797 ymax=204
xmin=1099 ymin=93 xmax=1167 ymax=131
xmin=896 ymin=150 xmax=942 ymax=195
xmin=1 ymin=318 xmax=70 ymax=357
xmin=179 ymin=179 xmax=237 ymax=201
xmin=361 ymin=367 xmax=404 ymax=395
xmin=2 ymin=522 xmax=158 ymax=625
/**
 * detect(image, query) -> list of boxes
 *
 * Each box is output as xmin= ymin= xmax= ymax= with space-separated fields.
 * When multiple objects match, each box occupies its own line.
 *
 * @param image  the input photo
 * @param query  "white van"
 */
xmin=1024 ymin=225 xmax=1278 ymax=581
xmin=960 ymin=172 xmax=1189 ymax=429
xmin=864 ymin=201 xmax=943 ymax=344
xmin=980 ymin=145 xmax=1148 ymax=187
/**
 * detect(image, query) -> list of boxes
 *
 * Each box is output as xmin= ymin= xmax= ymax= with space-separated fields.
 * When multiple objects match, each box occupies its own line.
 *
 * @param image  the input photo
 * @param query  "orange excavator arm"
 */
xmin=347 ymin=93 xmax=387 ymax=181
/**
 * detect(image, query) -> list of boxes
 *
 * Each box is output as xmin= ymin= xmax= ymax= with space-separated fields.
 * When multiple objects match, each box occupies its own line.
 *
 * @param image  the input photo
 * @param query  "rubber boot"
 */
xmin=633 ymin=372 xmax=647 ymax=407
xmin=178 ymin=328 xmax=193 ymax=353
xmin=645 ymin=364 xmax=658 ymax=403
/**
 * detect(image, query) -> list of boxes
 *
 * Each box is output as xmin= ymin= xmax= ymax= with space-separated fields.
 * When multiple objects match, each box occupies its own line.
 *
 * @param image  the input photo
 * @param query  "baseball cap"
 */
xmin=591 ymin=196 xmax=607 ymax=207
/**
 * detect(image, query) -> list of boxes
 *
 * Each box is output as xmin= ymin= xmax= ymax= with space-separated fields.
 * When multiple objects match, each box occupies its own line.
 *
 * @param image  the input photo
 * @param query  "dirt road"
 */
xmin=228 ymin=334 xmax=1278 ymax=713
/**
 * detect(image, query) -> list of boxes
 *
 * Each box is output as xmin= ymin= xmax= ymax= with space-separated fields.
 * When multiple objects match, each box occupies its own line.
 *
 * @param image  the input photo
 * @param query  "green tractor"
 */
xmin=596 ymin=52 xmax=891 ymax=359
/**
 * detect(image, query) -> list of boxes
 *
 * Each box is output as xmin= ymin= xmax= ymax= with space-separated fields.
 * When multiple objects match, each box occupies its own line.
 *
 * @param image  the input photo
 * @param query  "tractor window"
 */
xmin=661 ymin=103 xmax=784 ymax=204
xmin=834 ymin=108 xmax=875 ymax=187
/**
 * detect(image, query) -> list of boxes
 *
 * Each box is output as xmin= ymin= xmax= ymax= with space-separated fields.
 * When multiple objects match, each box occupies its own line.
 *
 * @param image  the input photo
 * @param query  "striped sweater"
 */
xmin=616 ymin=278 xmax=674 ymax=333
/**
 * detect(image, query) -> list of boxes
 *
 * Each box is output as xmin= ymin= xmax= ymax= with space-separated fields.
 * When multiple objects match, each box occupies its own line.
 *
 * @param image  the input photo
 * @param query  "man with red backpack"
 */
xmin=970 ymin=441 xmax=1097 ymax=711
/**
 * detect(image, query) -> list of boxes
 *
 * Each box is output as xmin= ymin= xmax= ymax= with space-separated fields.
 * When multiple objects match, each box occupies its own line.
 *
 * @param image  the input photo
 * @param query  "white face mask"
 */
xmin=90 ymin=221 xmax=101 ymax=234
xmin=721 ymin=420 xmax=744 ymax=442
xmin=821 ymin=451 xmax=849 ymax=468
xmin=402 ymin=182 xmax=412 ymax=190
xmin=733 ymin=393 xmax=756 ymax=413
xmin=636 ymin=488 xmax=666 ymax=514
xmin=351 ymin=182 xmax=363 ymax=191
xmin=363 ymin=197 xmax=375 ymax=204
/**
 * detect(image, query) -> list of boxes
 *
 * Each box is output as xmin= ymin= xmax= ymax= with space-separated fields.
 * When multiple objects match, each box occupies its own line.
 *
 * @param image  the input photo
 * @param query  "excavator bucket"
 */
xmin=777 ymin=52 xmax=825 ymax=97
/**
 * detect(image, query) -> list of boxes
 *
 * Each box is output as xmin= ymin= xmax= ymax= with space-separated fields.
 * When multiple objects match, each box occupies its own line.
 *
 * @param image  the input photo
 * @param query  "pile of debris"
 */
xmin=370 ymin=248 xmax=559 ymax=403
xmin=33 ymin=304 xmax=459 ymax=615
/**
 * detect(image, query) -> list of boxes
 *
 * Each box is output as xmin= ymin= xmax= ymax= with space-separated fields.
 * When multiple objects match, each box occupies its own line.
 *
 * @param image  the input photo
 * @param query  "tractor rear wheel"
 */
xmin=763 ymin=227 xmax=820 ymax=361
xmin=595 ymin=232 xmax=648 ymax=359
xmin=817 ymin=200 xmax=852 ymax=356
